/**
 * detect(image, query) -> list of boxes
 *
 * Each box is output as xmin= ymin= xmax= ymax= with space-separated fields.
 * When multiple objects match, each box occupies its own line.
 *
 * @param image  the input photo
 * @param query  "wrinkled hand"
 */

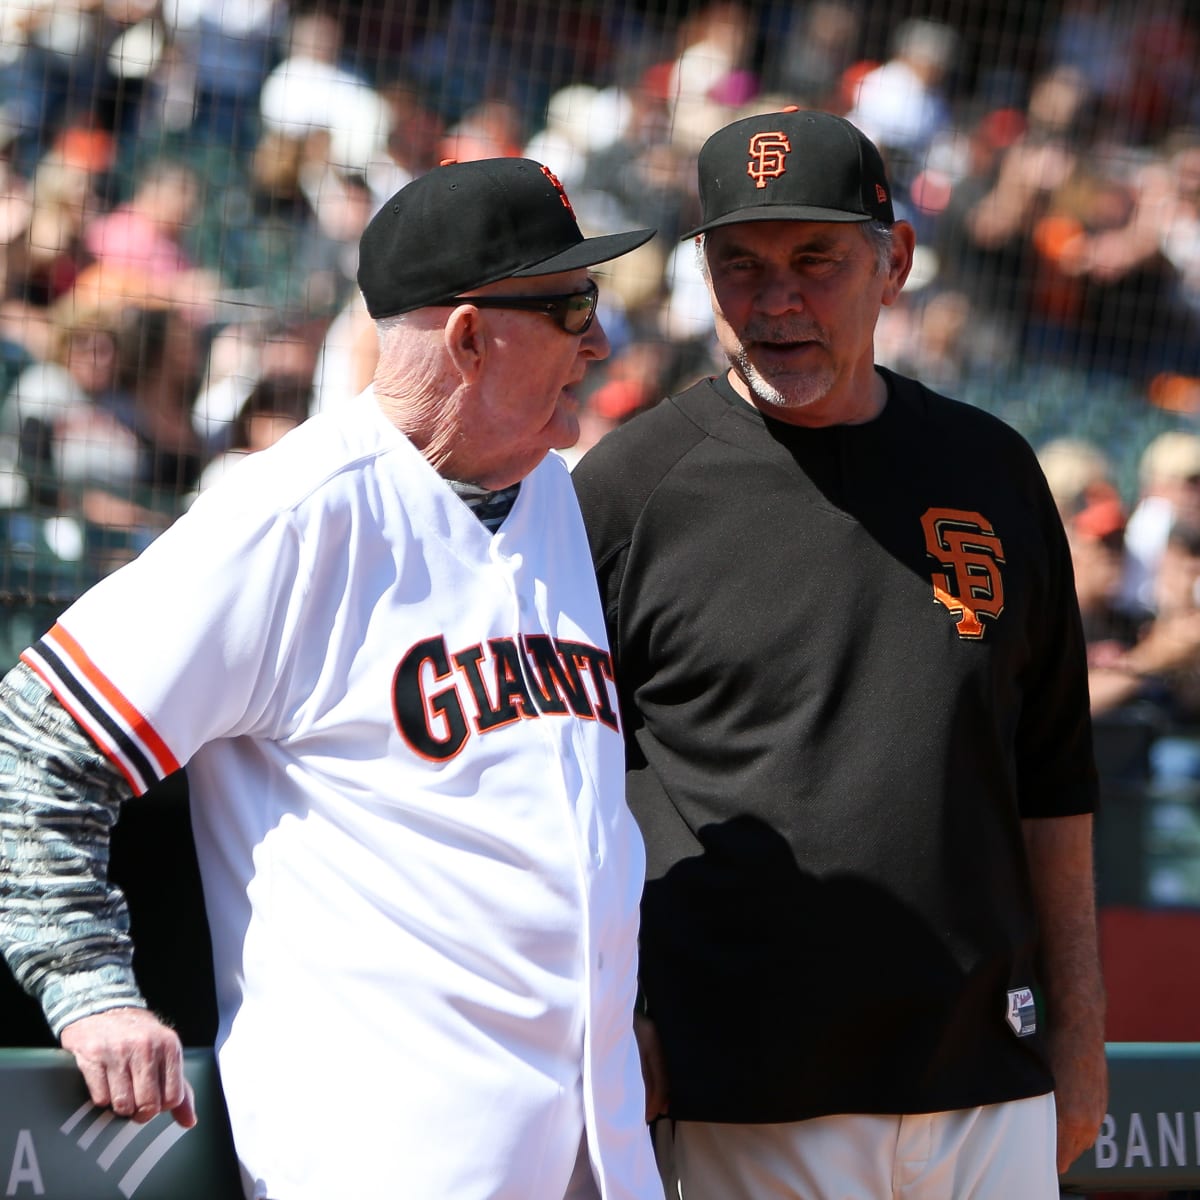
xmin=60 ymin=1007 xmax=196 ymax=1128
xmin=1051 ymin=1026 xmax=1108 ymax=1174
xmin=633 ymin=1013 xmax=669 ymax=1122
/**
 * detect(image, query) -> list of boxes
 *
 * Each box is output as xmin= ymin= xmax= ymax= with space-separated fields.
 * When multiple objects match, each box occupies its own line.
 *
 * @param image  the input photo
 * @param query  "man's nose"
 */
xmin=582 ymin=316 xmax=611 ymax=361
xmin=758 ymin=273 xmax=805 ymax=315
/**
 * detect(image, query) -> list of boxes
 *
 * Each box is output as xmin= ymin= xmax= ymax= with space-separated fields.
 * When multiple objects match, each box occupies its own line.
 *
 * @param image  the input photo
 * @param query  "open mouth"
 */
xmin=756 ymin=339 xmax=819 ymax=357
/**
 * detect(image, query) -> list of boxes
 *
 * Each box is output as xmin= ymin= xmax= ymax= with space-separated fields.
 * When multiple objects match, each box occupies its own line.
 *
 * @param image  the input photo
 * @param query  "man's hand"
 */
xmin=1049 ymin=1024 xmax=1108 ymax=1173
xmin=1022 ymin=814 xmax=1108 ymax=1175
xmin=633 ymin=1013 xmax=669 ymax=1121
xmin=60 ymin=1007 xmax=197 ymax=1128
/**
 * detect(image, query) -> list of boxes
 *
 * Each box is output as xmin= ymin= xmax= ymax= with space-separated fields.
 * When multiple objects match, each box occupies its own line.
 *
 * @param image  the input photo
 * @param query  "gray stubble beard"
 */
xmin=730 ymin=346 xmax=835 ymax=414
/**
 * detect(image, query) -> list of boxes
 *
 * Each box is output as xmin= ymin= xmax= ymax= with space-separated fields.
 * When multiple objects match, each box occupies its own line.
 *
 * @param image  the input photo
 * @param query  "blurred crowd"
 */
xmin=3 ymin=0 xmax=1200 ymax=608
xmin=1044 ymin=427 xmax=1200 ymax=904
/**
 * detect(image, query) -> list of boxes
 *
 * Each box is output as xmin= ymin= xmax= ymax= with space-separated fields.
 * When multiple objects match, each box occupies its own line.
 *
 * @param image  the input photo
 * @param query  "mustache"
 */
xmin=741 ymin=320 xmax=827 ymax=345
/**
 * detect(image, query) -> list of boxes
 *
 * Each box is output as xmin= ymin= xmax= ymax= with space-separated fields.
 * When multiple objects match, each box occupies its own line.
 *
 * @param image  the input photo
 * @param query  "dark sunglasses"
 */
xmin=438 ymin=279 xmax=599 ymax=335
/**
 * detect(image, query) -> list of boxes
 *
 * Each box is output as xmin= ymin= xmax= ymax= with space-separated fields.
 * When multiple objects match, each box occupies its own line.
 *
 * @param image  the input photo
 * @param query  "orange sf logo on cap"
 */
xmin=540 ymin=165 xmax=577 ymax=219
xmin=747 ymin=132 xmax=791 ymax=189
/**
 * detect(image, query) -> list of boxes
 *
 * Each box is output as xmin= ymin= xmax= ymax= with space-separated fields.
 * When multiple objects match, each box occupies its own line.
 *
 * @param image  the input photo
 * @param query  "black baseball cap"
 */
xmin=681 ymin=108 xmax=894 ymax=239
xmin=358 ymin=158 xmax=656 ymax=319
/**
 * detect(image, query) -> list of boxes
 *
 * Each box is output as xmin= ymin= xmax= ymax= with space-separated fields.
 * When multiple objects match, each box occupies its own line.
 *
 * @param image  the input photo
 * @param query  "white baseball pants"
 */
xmin=654 ymin=1093 xmax=1058 ymax=1200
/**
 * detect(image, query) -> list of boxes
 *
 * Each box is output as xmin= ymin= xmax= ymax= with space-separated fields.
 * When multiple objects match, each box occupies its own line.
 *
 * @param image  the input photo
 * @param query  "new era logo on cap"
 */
xmin=682 ymin=108 xmax=894 ymax=239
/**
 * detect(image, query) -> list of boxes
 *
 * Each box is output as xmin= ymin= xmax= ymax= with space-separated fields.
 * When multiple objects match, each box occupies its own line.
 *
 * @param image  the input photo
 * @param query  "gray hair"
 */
xmin=862 ymin=221 xmax=894 ymax=274
xmin=374 ymin=312 xmax=409 ymax=342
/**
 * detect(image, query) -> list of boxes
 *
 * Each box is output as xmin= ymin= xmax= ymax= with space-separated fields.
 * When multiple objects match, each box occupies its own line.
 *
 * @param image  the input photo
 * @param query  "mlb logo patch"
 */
xmin=1006 ymin=987 xmax=1037 ymax=1036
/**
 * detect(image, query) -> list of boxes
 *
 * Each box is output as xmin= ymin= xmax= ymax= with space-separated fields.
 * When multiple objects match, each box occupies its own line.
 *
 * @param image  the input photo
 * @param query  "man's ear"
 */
xmin=882 ymin=221 xmax=917 ymax=307
xmin=444 ymin=304 xmax=485 ymax=383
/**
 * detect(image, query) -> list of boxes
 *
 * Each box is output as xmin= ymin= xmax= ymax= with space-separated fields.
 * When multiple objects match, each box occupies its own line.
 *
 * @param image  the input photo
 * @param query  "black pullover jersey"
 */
xmin=572 ymin=367 xmax=1098 ymax=1122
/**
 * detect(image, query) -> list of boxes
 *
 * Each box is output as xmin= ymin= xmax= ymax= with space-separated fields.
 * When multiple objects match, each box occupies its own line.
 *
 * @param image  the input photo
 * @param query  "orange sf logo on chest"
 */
xmin=747 ymin=132 xmax=791 ymax=189
xmin=921 ymin=507 xmax=1005 ymax=639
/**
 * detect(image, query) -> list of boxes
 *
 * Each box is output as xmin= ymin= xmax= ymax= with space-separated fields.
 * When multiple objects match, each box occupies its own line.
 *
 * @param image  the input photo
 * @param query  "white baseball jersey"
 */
xmin=23 ymin=388 xmax=657 ymax=1200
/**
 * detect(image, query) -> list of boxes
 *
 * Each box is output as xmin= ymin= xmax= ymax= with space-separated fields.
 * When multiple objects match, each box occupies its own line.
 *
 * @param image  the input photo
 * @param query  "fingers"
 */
xmin=1057 ymin=1125 xmax=1087 ymax=1174
xmin=61 ymin=1007 xmax=196 ymax=1128
xmin=633 ymin=1013 xmax=671 ymax=1121
xmin=155 ymin=1042 xmax=196 ymax=1128
xmin=640 ymin=1048 xmax=669 ymax=1121
xmin=1057 ymin=1110 xmax=1105 ymax=1174
xmin=171 ymin=1079 xmax=199 ymax=1130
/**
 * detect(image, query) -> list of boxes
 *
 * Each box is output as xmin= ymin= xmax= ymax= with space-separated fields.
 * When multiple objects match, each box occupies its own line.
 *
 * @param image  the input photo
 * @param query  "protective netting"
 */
xmin=0 ymin=0 xmax=1199 ymax=928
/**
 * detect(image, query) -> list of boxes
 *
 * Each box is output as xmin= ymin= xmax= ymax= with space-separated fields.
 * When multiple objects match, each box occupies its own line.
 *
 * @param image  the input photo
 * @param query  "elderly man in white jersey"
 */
xmin=0 ymin=159 xmax=658 ymax=1200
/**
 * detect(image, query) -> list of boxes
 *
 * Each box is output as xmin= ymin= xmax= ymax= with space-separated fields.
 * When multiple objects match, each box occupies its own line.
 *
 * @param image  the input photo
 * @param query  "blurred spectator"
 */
xmin=932 ymin=106 xmax=1029 ymax=344
xmin=439 ymin=97 xmax=524 ymax=162
xmin=1120 ymin=430 xmax=1200 ymax=613
xmin=936 ymin=68 xmax=1086 ymax=351
xmin=1027 ymin=148 xmax=1200 ymax=379
xmin=227 ymin=125 xmax=315 ymax=306
xmin=1064 ymin=479 xmax=1147 ymax=711
xmin=846 ymin=18 xmax=958 ymax=192
xmin=1053 ymin=0 xmax=1200 ymax=147
xmin=192 ymin=314 xmax=320 ymax=452
xmin=81 ymin=155 xmax=222 ymax=314
xmin=258 ymin=8 xmax=391 ymax=177
xmin=760 ymin=0 xmax=862 ymax=112
xmin=0 ymin=0 xmax=103 ymax=174
xmin=1038 ymin=435 xmax=1120 ymax=518
xmin=1136 ymin=519 xmax=1200 ymax=778
xmin=8 ymin=130 xmax=110 ymax=308
xmin=1080 ymin=125 xmax=1200 ymax=358
xmin=662 ymin=1 xmax=759 ymax=155
xmin=364 ymin=79 xmax=445 ymax=210
xmin=0 ymin=302 xmax=203 ymax=576
xmin=1050 ymin=450 xmax=1200 ymax=789
xmin=189 ymin=372 xmax=310 ymax=498
xmin=0 ymin=299 xmax=120 ymax=513
xmin=290 ymin=166 xmax=373 ymax=316
xmin=1070 ymin=496 xmax=1200 ymax=771
xmin=579 ymin=78 xmax=692 ymax=245
xmin=1034 ymin=437 xmax=1158 ymax=717
xmin=1050 ymin=0 xmax=1129 ymax=113
xmin=877 ymin=286 xmax=1008 ymax=394
xmin=1085 ymin=511 xmax=1200 ymax=841
xmin=523 ymin=83 xmax=631 ymax=191
xmin=157 ymin=0 xmax=285 ymax=157
xmin=1119 ymin=7 xmax=1200 ymax=146
xmin=57 ymin=304 xmax=204 ymax=531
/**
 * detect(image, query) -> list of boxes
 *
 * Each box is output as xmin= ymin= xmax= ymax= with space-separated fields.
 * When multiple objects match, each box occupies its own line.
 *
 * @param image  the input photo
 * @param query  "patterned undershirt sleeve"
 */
xmin=0 ymin=660 xmax=147 ymax=1037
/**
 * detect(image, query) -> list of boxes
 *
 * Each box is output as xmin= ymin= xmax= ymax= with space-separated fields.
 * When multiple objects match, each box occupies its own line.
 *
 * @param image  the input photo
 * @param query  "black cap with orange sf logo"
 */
xmin=681 ymin=108 xmax=895 ymax=239
xmin=358 ymin=158 xmax=655 ymax=320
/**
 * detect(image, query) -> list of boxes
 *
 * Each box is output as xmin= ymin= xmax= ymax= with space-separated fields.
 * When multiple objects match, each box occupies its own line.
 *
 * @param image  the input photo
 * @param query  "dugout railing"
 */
xmin=0 ymin=1043 xmax=1196 ymax=1197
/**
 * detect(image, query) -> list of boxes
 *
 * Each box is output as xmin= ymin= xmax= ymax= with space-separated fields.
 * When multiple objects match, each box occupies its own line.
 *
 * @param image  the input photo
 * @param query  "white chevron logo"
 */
xmin=59 ymin=1101 xmax=191 ymax=1197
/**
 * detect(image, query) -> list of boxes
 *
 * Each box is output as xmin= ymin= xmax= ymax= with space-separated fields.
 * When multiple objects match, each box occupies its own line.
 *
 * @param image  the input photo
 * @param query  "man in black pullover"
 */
xmin=573 ymin=107 xmax=1107 ymax=1200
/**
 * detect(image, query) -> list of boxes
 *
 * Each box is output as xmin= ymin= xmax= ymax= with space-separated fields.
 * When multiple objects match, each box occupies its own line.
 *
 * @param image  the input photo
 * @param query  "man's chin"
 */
xmin=732 ymin=353 xmax=832 ymax=410
xmin=747 ymin=373 xmax=831 ymax=412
